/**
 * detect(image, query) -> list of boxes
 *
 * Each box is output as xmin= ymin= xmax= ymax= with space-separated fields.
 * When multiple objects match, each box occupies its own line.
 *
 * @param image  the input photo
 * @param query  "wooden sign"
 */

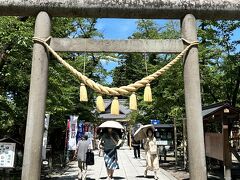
xmin=0 ymin=143 xmax=16 ymax=168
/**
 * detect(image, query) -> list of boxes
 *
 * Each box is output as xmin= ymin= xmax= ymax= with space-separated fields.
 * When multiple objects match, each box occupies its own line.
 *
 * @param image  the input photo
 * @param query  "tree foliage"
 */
xmin=0 ymin=17 xmax=106 ymax=142
xmin=112 ymin=19 xmax=240 ymax=126
xmin=199 ymin=20 xmax=240 ymax=107
xmin=112 ymin=20 xmax=182 ymax=125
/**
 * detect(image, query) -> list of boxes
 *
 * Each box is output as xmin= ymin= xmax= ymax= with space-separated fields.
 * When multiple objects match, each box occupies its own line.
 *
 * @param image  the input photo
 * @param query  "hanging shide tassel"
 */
xmin=111 ymin=97 xmax=119 ymax=115
xmin=144 ymin=83 xmax=152 ymax=102
xmin=96 ymin=95 xmax=105 ymax=112
xmin=129 ymin=92 xmax=137 ymax=110
xmin=80 ymin=83 xmax=88 ymax=102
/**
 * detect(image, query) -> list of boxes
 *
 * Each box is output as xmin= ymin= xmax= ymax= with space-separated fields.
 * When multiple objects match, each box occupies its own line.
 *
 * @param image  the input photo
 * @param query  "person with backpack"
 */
xmin=144 ymin=128 xmax=159 ymax=180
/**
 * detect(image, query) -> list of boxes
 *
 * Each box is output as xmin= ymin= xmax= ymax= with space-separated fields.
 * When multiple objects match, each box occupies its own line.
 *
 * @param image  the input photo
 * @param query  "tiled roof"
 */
xmin=99 ymin=113 xmax=128 ymax=120
xmin=202 ymin=102 xmax=240 ymax=119
xmin=98 ymin=99 xmax=131 ymax=120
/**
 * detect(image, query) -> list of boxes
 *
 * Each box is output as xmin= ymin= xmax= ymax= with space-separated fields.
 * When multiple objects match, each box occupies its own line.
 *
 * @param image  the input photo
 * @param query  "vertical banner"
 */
xmin=64 ymin=119 xmax=70 ymax=162
xmin=68 ymin=115 xmax=78 ymax=150
xmin=65 ymin=119 xmax=70 ymax=150
xmin=84 ymin=122 xmax=93 ymax=150
xmin=84 ymin=122 xmax=89 ymax=132
xmin=76 ymin=120 xmax=84 ymax=142
xmin=42 ymin=114 xmax=50 ymax=160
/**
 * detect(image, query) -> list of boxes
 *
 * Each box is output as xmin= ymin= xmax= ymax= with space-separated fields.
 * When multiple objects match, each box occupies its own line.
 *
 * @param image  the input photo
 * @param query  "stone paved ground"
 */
xmin=49 ymin=146 xmax=177 ymax=180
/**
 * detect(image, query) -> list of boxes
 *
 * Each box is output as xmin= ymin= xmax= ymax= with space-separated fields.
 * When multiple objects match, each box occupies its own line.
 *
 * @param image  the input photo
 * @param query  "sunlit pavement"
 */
xmin=49 ymin=146 xmax=177 ymax=180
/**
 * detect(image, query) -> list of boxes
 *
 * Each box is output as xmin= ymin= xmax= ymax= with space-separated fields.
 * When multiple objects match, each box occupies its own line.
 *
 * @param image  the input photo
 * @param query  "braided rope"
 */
xmin=33 ymin=37 xmax=198 ymax=96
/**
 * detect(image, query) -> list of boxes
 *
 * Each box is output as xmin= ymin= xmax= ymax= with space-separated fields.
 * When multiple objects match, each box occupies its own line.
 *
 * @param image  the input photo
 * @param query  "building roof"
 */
xmin=0 ymin=136 xmax=22 ymax=145
xmin=202 ymin=102 xmax=240 ymax=119
xmin=98 ymin=99 xmax=131 ymax=121
xmin=202 ymin=106 xmax=222 ymax=118
xmin=99 ymin=114 xmax=128 ymax=120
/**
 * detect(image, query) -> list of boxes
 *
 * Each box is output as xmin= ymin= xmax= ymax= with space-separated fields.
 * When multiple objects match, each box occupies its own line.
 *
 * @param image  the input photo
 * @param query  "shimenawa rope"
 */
xmin=32 ymin=37 xmax=198 ymax=96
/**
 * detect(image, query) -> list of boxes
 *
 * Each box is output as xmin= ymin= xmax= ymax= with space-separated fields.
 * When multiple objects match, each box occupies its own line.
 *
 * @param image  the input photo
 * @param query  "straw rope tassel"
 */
xmin=111 ymin=97 xmax=119 ymax=115
xmin=144 ymin=83 xmax=152 ymax=102
xmin=129 ymin=92 xmax=137 ymax=110
xmin=80 ymin=83 xmax=88 ymax=102
xmin=96 ymin=95 xmax=105 ymax=112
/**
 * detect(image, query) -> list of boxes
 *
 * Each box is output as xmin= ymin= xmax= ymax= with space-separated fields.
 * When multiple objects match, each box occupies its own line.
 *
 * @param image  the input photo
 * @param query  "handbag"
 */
xmin=149 ymin=141 xmax=158 ymax=155
xmin=110 ymin=135 xmax=122 ymax=149
xmin=86 ymin=150 xmax=94 ymax=165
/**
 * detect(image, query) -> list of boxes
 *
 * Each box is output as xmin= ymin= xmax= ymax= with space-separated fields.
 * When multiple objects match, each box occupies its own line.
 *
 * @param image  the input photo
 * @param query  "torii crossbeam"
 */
xmin=1 ymin=0 xmax=240 ymax=19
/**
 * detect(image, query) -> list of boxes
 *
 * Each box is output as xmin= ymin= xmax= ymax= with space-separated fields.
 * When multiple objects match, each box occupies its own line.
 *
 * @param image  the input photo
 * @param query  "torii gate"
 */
xmin=1 ymin=1 xmax=239 ymax=180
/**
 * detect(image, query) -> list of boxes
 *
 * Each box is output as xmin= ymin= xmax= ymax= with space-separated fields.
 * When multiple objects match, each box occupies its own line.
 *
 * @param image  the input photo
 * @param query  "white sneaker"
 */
xmin=144 ymin=170 xmax=147 ymax=177
xmin=77 ymin=174 xmax=82 ymax=179
xmin=78 ymin=169 xmax=82 ymax=179
xmin=82 ymin=170 xmax=87 ymax=180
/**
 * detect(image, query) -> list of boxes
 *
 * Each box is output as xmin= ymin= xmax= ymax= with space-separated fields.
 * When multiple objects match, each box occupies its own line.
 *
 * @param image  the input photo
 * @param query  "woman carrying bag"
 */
xmin=99 ymin=128 xmax=122 ymax=180
xmin=74 ymin=135 xmax=91 ymax=180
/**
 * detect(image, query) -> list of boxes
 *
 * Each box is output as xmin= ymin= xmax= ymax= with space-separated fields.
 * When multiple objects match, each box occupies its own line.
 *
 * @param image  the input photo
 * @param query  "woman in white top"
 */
xmin=144 ymin=128 xmax=159 ymax=180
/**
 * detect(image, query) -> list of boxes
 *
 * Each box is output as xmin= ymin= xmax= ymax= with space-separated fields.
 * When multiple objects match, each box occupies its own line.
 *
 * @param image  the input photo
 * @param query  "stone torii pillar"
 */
xmin=21 ymin=11 xmax=51 ymax=180
xmin=182 ymin=14 xmax=207 ymax=180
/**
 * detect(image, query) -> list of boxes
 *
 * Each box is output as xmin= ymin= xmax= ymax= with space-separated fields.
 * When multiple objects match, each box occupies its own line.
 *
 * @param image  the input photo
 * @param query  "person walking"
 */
xmin=132 ymin=136 xmax=141 ymax=158
xmin=144 ymin=128 xmax=159 ymax=180
xmin=97 ymin=129 xmax=104 ymax=157
xmin=74 ymin=135 xmax=90 ymax=180
xmin=99 ymin=128 xmax=122 ymax=180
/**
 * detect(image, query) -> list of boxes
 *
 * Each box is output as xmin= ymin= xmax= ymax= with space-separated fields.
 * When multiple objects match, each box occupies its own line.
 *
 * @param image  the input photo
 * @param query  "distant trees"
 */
xmin=0 ymin=17 xmax=106 ymax=141
xmin=113 ymin=19 xmax=240 ymax=125
xmin=199 ymin=20 xmax=240 ymax=107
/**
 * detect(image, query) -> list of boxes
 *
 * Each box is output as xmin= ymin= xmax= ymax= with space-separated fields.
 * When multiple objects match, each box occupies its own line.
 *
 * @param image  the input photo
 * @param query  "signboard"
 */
xmin=42 ymin=114 xmax=50 ymax=160
xmin=0 ymin=143 xmax=16 ymax=168
xmin=156 ymin=140 xmax=168 ymax=146
xmin=150 ymin=119 xmax=160 ymax=125
xmin=68 ymin=115 xmax=78 ymax=150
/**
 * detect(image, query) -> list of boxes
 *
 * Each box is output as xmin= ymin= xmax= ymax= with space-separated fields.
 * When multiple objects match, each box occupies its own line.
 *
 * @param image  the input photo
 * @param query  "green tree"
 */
xmin=0 ymin=17 xmax=106 ymax=143
xmin=0 ymin=17 xmax=35 ymax=137
xmin=198 ymin=20 xmax=240 ymax=107
xmin=112 ymin=20 xmax=182 ymax=124
xmin=113 ymin=19 xmax=240 ymax=128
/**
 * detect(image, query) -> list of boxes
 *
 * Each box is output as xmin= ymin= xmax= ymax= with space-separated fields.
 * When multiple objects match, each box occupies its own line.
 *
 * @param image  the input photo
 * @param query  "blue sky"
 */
xmin=96 ymin=18 xmax=137 ymax=39
xmin=96 ymin=18 xmax=170 ymax=39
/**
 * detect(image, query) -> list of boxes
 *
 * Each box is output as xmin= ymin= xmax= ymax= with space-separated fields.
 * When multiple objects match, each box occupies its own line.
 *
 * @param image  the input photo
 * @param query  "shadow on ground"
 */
xmin=100 ymin=176 xmax=125 ymax=179
xmin=47 ymin=176 xmax=96 ymax=180
xmin=136 ymin=175 xmax=155 ymax=179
